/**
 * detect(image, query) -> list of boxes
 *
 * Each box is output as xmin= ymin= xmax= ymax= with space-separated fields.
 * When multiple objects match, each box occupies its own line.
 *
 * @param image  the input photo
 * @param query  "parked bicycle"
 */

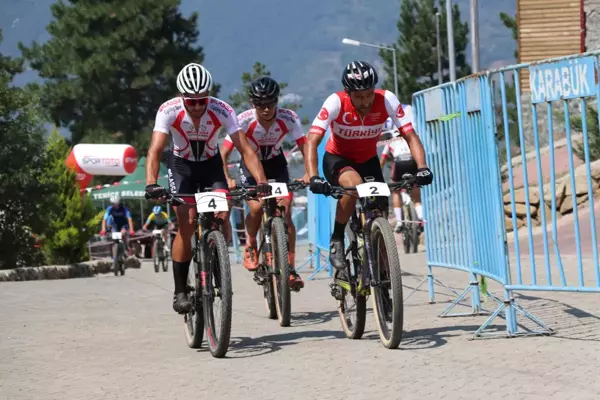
xmin=233 ymin=181 xmax=307 ymax=327
xmin=327 ymin=174 xmax=418 ymax=349
xmin=151 ymin=229 xmax=169 ymax=273
xmin=161 ymin=188 xmax=249 ymax=358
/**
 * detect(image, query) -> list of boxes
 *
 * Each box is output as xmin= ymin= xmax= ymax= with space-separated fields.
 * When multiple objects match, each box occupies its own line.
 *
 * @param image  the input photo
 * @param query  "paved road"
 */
xmin=2 ymin=249 xmax=600 ymax=400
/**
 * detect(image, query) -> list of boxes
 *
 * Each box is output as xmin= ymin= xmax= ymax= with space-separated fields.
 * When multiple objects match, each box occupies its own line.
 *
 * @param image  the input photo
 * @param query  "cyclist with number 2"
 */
xmin=220 ymin=77 xmax=308 ymax=290
xmin=145 ymin=63 xmax=271 ymax=314
xmin=304 ymin=61 xmax=433 ymax=283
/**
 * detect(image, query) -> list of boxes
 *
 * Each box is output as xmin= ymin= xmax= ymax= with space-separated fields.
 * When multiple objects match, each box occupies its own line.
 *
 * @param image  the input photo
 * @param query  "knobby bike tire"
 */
xmin=408 ymin=202 xmax=419 ymax=253
xmin=184 ymin=232 xmax=205 ymax=349
xmin=153 ymin=240 xmax=160 ymax=272
xmin=370 ymin=217 xmax=404 ymax=349
xmin=337 ymin=224 xmax=366 ymax=339
xmin=203 ymin=230 xmax=233 ymax=358
xmin=260 ymin=224 xmax=277 ymax=320
xmin=270 ymin=218 xmax=291 ymax=327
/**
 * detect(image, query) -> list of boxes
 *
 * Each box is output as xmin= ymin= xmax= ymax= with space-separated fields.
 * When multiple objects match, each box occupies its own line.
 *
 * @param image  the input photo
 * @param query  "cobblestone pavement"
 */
xmin=1 ymin=247 xmax=599 ymax=400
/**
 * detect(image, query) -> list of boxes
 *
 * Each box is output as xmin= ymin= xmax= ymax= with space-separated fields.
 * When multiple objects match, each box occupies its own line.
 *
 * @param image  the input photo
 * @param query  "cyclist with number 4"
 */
xmin=304 ymin=60 xmax=433 ymax=283
xmin=145 ymin=63 xmax=271 ymax=314
xmin=220 ymin=77 xmax=308 ymax=290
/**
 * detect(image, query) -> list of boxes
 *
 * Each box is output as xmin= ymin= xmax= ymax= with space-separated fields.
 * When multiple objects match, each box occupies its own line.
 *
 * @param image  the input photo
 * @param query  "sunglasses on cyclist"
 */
xmin=253 ymin=101 xmax=277 ymax=109
xmin=183 ymin=97 xmax=208 ymax=107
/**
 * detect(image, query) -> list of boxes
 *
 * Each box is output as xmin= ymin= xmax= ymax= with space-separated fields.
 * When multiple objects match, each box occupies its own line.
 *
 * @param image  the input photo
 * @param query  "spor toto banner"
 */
xmin=71 ymin=144 xmax=138 ymax=176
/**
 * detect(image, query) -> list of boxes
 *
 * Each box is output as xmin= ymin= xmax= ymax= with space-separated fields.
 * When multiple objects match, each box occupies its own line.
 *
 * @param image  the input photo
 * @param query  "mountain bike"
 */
xmin=397 ymin=190 xmax=424 ymax=254
xmin=109 ymin=231 xmax=126 ymax=276
xmin=234 ymin=181 xmax=307 ymax=327
xmin=328 ymin=174 xmax=418 ymax=349
xmin=152 ymin=229 xmax=169 ymax=273
xmin=161 ymin=188 xmax=245 ymax=358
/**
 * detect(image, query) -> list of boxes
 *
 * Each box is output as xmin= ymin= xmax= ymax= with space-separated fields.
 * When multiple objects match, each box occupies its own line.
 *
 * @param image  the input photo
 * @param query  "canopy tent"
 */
xmin=89 ymin=157 xmax=169 ymax=202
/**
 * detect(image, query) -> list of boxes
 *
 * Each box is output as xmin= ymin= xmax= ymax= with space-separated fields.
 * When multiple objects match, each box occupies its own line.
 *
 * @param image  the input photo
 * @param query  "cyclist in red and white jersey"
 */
xmin=220 ymin=77 xmax=307 ymax=290
xmin=379 ymin=111 xmax=425 ymax=232
xmin=145 ymin=63 xmax=270 ymax=314
xmin=305 ymin=61 xmax=433 ymax=277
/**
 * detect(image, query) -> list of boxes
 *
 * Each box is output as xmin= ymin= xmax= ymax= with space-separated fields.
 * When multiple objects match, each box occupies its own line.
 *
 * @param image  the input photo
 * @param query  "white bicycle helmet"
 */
xmin=176 ymin=63 xmax=213 ymax=95
xmin=109 ymin=192 xmax=121 ymax=204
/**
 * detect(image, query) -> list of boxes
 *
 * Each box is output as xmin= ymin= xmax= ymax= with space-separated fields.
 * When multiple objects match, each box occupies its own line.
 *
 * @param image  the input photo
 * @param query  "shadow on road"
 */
xmin=361 ymin=323 xmax=505 ymax=350
xmin=224 ymin=329 xmax=346 ymax=358
xmin=288 ymin=310 xmax=338 ymax=327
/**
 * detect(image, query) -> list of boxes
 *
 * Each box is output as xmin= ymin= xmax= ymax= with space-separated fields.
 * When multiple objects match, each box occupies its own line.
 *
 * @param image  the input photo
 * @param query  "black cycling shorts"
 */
xmin=391 ymin=159 xmax=418 ymax=182
xmin=239 ymin=154 xmax=290 ymax=186
xmin=167 ymin=153 xmax=228 ymax=194
xmin=322 ymin=152 xmax=384 ymax=185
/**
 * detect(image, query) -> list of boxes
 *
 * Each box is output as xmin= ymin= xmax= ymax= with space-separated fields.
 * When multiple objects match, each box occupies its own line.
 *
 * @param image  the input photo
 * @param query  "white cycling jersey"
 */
xmin=381 ymin=106 xmax=415 ymax=160
xmin=223 ymin=108 xmax=306 ymax=160
xmin=153 ymin=96 xmax=240 ymax=162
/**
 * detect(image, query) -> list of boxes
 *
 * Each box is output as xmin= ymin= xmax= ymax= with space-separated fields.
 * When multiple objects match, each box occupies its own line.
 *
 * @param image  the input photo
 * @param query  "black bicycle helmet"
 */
xmin=341 ymin=61 xmax=378 ymax=91
xmin=248 ymin=76 xmax=280 ymax=102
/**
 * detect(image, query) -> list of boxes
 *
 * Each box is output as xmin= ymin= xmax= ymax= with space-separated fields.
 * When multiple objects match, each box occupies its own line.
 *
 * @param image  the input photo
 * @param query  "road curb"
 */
xmin=0 ymin=257 xmax=142 ymax=282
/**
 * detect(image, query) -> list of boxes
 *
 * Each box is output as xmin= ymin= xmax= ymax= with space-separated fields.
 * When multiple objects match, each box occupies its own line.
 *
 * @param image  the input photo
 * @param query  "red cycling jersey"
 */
xmin=309 ymin=89 xmax=414 ymax=163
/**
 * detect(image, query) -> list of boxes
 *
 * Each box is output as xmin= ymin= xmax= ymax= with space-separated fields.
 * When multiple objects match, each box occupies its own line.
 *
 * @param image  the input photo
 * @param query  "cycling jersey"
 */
xmin=146 ymin=212 xmax=170 ymax=227
xmin=104 ymin=205 xmax=132 ymax=230
xmin=222 ymin=108 xmax=307 ymax=160
xmin=309 ymin=90 xmax=414 ymax=163
xmin=153 ymin=97 xmax=241 ymax=162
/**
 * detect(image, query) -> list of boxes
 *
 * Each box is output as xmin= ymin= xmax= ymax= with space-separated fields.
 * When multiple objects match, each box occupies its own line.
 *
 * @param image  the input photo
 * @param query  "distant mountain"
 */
xmin=0 ymin=0 xmax=516 ymax=127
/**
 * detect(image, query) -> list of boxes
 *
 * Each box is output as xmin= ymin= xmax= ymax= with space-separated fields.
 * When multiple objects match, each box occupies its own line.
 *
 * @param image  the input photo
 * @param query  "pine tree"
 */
xmin=19 ymin=0 xmax=217 ymax=154
xmin=39 ymin=129 xmax=101 ymax=264
xmin=379 ymin=0 xmax=470 ymax=104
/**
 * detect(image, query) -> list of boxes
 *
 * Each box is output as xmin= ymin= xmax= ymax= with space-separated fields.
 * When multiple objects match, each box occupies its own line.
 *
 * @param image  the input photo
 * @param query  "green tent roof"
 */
xmin=90 ymin=157 xmax=169 ymax=202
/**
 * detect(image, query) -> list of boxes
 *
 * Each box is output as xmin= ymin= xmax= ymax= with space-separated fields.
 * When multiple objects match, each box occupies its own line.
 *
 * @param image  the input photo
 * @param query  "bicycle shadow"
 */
xmin=221 ymin=329 xmax=346 ymax=359
xmin=288 ymin=310 xmax=338 ymax=327
xmin=361 ymin=323 xmax=505 ymax=350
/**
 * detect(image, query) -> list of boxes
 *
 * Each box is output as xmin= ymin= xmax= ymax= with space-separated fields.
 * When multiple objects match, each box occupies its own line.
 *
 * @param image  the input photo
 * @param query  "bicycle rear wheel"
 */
xmin=370 ymin=217 xmax=404 ymax=349
xmin=270 ymin=218 xmax=291 ymax=327
xmin=337 ymin=224 xmax=366 ymax=339
xmin=203 ymin=230 xmax=233 ymax=358
xmin=184 ymin=235 xmax=204 ymax=349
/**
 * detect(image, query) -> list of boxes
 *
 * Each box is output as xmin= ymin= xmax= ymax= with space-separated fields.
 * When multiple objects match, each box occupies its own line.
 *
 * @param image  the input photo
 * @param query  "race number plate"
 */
xmin=356 ymin=182 xmax=391 ymax=198
xmin=111 ymin=232 xmax=122 ymax=240
xmin=262 ymin=182 xmax=289 ymax=199
xmin=194 ymin=192 xmax=229 ymax=213
xmin=152 ymin=230 xmax=163 ymax=235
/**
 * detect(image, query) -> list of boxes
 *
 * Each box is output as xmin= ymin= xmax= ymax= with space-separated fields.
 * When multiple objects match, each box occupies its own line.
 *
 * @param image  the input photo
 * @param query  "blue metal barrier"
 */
xmin=414 ymin=51 xmax=600 ymax=339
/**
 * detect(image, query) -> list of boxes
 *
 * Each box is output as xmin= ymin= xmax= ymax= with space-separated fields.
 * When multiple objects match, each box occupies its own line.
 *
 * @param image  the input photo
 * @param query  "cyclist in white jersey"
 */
xmin=220 ymin=77 xmax=308 ymax=290
xmin=145 ymin=63 xmax=271 ymax=314
xmin=379 ymin=107 xmax=424 ymax=231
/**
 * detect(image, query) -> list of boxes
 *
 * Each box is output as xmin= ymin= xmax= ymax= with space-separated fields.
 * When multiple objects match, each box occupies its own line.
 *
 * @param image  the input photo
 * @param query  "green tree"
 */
xmin=19 ymin=0 xmax=218 ymax=155
xmin=229 ymin=62 xmax=309 ymax=125
xmin=379 ymin=0 xmax=470 ymax=104
xmin=499 ymin=12 xmax=518 ymax=60
xmin=40 ymin=129 xmax=102 ymax=264
xmin=0 ymin=30 xmax=49 ymax=269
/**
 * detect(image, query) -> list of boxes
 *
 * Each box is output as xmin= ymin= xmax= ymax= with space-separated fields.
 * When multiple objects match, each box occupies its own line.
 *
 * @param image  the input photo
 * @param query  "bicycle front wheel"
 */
xmin=370 ymin=217 xmax=404 ymax=349
xmin=203 ymin=230 xmax=233 ymax=358
xmin=270 ymin=218 xmax=291 ymax=327
xmin=153 ymin=240 xmax=160 ymax=272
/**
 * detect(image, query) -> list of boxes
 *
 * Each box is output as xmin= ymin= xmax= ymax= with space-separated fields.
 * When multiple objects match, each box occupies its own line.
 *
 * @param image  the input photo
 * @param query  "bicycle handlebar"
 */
xmin=328 ymin=174 xmax=418 ymax=198
xmin=156 ymin=181 xmax=308 ymax=205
